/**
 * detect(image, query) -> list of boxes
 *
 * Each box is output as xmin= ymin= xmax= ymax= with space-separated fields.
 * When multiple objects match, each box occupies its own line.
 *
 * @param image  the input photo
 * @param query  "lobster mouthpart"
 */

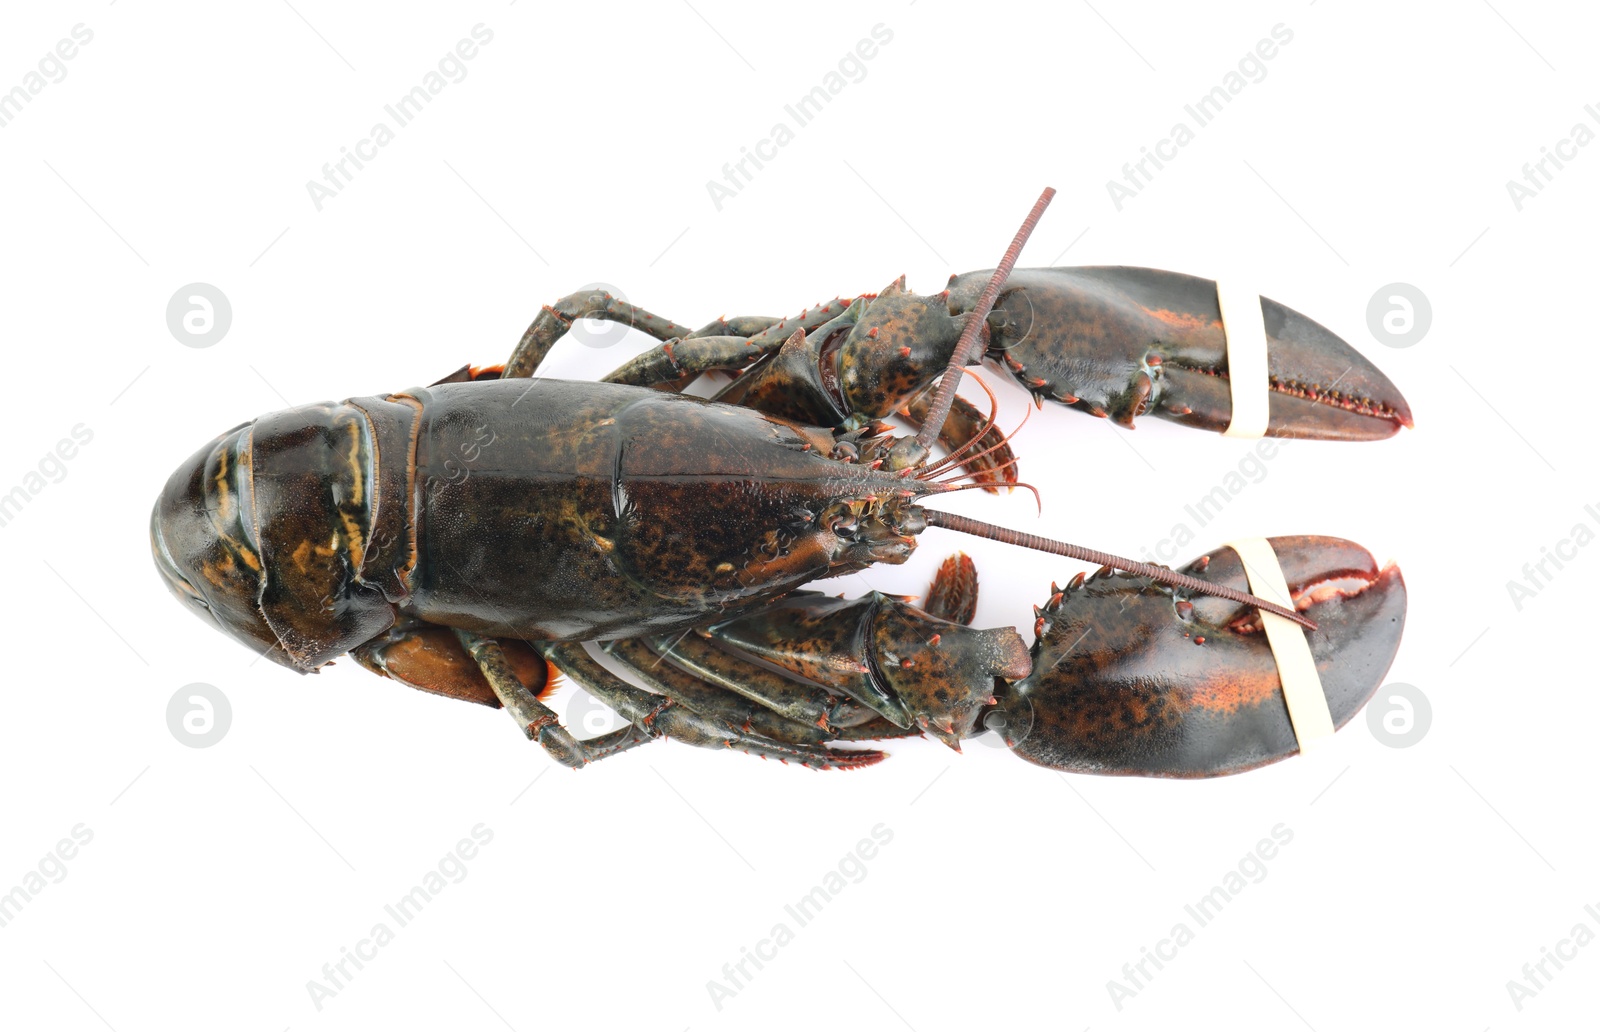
xmin=992 ymin=535 xmax=1406 ymax=777
xmin=954 ymin=267 xmax=1414 ymax=441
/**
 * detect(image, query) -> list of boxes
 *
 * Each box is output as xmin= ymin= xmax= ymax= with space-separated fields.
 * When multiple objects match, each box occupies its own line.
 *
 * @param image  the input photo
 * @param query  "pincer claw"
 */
xmin=950 ymin=267 xmax=1414 ymax=441
xmin=992 ymin=535 xmax=1406 ymax=777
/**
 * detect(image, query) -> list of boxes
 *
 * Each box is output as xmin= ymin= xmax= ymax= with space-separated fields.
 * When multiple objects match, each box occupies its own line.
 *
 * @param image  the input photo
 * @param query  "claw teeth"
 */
xmin=1268 ymin=374 xmax=1412 ymax=427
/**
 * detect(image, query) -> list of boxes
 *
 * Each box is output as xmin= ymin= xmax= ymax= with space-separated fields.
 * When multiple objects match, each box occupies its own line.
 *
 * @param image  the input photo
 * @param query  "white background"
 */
xmin=1 ymin=1 xmax=1593 ymax=1029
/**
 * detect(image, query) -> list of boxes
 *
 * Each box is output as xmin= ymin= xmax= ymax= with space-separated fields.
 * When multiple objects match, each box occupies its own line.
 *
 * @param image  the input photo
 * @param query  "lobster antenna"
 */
xmin=923 ymin=380 xmax=1036 ymax=486
xmin=920 ymin=509 xmax=1317 ymax=631
xmin=916 ymin=368 xmax=1003 ymax=479
xmin=913 ymin=186 xmax=1056 ymax=453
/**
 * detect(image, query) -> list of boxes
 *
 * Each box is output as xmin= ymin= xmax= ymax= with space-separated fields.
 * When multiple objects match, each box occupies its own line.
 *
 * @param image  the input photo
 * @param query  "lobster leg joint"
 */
xmin=456 ymin=630 xmax=652 ymax=769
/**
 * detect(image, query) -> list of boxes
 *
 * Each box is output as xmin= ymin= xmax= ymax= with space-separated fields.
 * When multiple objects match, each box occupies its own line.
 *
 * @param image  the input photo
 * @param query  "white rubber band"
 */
xmin=1225 ymin=537 xmax=1335 ymax=753
xmin=1216 ymin=281 xmax=1270 ymax=439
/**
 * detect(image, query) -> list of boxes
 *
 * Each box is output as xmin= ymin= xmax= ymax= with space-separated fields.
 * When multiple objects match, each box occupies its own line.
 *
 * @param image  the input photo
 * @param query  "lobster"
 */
xmin=151 ymin=189 xmax=1410 ymax=777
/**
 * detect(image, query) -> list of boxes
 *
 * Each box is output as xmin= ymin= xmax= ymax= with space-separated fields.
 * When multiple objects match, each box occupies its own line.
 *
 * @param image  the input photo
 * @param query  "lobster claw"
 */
xmin=956 ymin=267 xmax=1414 ymax=441
xmin=991 ymin=535 xmax=1406 ymax=777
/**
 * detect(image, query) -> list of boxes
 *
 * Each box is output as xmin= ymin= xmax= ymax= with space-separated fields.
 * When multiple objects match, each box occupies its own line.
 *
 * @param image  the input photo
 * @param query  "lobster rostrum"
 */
xmin=151 ymin=189 xmax=1410 ymax=776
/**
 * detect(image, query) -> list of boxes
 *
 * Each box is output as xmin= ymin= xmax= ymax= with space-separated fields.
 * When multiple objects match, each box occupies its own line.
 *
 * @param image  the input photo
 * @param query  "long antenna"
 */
xmin=913 ymin=187 xmax=1056 ymax=453
xmin=921 ymin=509 xmax=1317 ymax=630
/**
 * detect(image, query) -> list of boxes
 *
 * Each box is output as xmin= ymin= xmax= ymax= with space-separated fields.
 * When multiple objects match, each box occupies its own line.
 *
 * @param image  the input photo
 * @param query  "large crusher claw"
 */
xmin=991 ymin=535 xmax=1406 ymax=776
